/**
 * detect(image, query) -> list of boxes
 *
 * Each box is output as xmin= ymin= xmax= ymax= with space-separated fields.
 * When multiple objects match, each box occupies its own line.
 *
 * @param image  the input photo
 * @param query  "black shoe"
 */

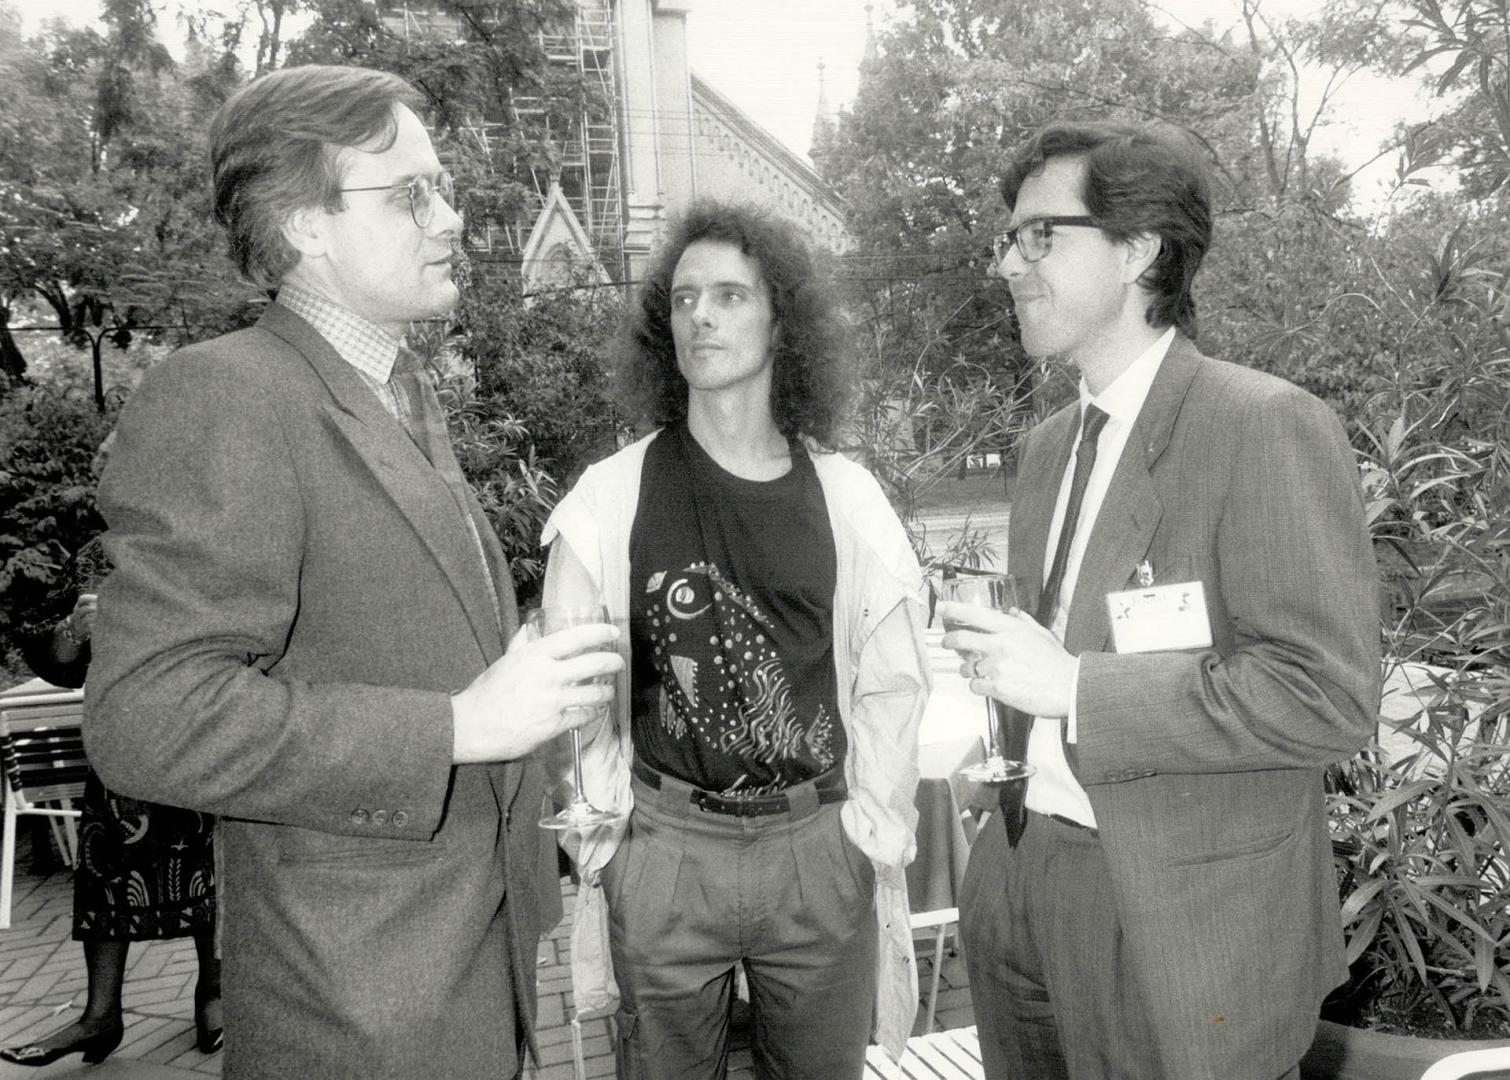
xmin=194 ymin=993 xmax=224 ymax=1054
xmin=0 ymin=1016 xmax=124 ymax=1066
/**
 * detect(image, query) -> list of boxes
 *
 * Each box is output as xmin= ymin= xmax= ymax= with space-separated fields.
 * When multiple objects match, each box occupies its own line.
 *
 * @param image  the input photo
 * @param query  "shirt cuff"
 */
xmin=1066 ymin=657 xmax=1082 ymax=742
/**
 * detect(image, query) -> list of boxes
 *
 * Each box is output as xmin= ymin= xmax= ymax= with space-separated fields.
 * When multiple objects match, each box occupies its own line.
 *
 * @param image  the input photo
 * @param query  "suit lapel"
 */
xmin=258 ymin=306 xmax=506 ymax=661
xmin=1063 ymin=338 xmax=1202 ymax=653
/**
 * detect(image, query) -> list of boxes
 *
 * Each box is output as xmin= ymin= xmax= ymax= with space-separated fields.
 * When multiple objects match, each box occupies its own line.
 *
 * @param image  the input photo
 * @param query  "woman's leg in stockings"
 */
xmin=0 ymin=940 xmax=128 ymax=1059
xmin=80 ymin=939 xmax=130 ymax=1023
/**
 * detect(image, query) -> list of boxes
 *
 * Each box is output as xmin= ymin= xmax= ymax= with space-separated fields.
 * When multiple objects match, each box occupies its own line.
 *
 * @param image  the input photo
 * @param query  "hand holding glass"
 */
xmin=527 ymin=606 xmax=627 ymax=831
xmin=940 ymin=574 xmax=1035 ymax=784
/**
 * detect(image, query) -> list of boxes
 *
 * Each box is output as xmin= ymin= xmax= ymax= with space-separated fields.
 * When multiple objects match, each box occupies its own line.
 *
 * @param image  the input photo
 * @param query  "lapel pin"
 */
xmin=1135 ymin=559 xmax=1155 ymax=588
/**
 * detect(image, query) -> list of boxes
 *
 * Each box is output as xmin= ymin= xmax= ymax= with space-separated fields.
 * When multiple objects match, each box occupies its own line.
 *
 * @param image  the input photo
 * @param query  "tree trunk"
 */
xmin=0 ymin=304 xmax=26 ymax=390
xmin=91 ymin=330 xmax=106 ymax=412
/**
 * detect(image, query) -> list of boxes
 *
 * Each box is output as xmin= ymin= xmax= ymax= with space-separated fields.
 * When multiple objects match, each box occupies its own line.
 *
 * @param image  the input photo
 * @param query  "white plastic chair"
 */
xmin=911 ymin=906 xmax=960 ymax=1033
xmin=864 ymin=1025 xmax=982 ymax=1079
xmin=1419 ymin=1046 xmax=1510 ymax=1080
xmin=0 ymin=685 xmax=87 ymax=929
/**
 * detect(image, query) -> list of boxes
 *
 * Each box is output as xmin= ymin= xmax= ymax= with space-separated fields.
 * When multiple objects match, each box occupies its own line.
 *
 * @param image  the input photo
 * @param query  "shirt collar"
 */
xmin=1078 ymin=326 xmax=1176 ymax=426
xmin=276 ymin=283 xmax=402 ymax=385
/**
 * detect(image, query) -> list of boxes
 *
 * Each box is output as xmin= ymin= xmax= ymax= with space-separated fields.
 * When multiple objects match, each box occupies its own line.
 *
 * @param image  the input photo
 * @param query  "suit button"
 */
xmin=372 ymin=809 xmax=389 ymax=826
xmin=350 ymin=809 xmax=369 ymax=825
xmin=392 ymin=810 xmax=409 ymax=828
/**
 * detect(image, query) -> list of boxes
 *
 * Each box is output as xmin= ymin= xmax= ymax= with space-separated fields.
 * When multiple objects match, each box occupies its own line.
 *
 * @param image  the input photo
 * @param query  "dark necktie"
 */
xmin=999 ymin=404 xmax=1110 ymax=846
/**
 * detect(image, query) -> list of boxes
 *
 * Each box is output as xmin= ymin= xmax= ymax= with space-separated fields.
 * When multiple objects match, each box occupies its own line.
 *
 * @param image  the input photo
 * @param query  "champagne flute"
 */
xmin=939 ymin=574 xmax=1036 ymax=785
xmin=528 ymin=605 xmax=627 ymax=831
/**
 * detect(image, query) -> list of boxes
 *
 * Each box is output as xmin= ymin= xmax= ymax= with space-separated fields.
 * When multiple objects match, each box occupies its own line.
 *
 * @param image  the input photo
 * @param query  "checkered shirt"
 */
xmin=276 ymin=284 xmax=410 ymax=424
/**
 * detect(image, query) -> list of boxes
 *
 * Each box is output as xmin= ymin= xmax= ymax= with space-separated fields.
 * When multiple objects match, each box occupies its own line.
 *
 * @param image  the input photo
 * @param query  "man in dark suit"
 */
xmin=84 ymin=65 xmax=622 ymax=1079
xmin=938 ymin=122 xmax=1380 ymax=1080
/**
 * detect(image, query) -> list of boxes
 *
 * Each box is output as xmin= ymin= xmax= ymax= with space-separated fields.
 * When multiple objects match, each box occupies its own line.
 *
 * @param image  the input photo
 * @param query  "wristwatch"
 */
xmin=60 ymin=618 xmax=84 ymax=646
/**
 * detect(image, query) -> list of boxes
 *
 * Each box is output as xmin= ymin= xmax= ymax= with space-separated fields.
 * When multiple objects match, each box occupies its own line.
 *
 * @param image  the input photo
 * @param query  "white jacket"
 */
xmin=542 ymin=430 xmax=931 ymax=1059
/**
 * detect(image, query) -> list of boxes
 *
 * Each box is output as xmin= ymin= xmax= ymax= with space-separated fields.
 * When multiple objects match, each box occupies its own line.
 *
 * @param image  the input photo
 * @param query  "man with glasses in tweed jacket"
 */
xmin=85 ymin=65 xmax=622 ymax=1079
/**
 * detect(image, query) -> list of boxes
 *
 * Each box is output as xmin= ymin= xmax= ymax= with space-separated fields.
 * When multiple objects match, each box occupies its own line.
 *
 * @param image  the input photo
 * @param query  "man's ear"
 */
xmin=1123 ymin=232 xmax=1161 ymax=284
xmin=281 ymin=205 xmax=328 ymax=260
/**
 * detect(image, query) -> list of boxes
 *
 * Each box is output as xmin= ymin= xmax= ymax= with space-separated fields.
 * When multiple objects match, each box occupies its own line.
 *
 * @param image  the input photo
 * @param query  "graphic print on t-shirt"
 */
xmin=644 ymin=560 xmax=836 ymax=794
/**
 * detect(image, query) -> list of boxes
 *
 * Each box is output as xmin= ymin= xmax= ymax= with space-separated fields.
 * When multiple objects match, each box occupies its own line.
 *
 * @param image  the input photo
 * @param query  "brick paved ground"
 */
xmin=0 ymin=834 xmax=974 ymax=1079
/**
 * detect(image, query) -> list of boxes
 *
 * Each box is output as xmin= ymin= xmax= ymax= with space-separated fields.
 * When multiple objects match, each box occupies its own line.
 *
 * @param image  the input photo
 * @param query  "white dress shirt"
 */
xmin=1024 ymin=327 xmax=1175 ymax=826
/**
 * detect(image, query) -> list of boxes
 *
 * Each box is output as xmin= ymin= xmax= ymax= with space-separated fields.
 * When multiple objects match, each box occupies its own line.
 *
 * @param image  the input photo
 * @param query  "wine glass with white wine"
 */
xmin=528 ymin=605 xmax=627 ymax=831
xmin=939 ymin=573 xmax=1036 ymax=785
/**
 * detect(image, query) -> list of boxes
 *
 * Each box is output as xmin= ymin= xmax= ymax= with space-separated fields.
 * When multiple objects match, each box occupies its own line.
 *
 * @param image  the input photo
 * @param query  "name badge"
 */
xmin=1107 ymin=581 xmax=1213 ymax=654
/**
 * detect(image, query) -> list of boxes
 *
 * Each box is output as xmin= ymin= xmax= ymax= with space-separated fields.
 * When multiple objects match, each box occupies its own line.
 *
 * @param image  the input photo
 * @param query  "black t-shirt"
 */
xmin=628 ymin=423 xmax=843 ymax=795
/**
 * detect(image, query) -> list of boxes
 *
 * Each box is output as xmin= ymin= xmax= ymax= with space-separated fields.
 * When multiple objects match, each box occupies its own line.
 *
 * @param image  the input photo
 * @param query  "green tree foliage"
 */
xmin=416 ymin=258 xmax=622 ymax=599
xmin=818 ymin=0 xmax=1273 ymax=568
xmin=0 ymin=0 xmax=259 ymax=405
xmin=1405 ymin=0 xmax=1510 ymax=195
xmin=288 ymin=0 xmax=623 ymax=586
xmin=821 ymin=0 xmax=1430 ymax=452
xmin=288 ymin=0 xmax=613 ymax=265
xmin=0 ymin=376 xmax=116 ymax=681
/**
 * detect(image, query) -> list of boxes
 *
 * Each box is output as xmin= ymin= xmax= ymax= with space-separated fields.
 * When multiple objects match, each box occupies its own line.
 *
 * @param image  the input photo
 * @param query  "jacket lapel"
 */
xmin=258 ymin=306 xmax=506 ymax=661
xmin=1063 ymin=337 xmax=1201 ymax=653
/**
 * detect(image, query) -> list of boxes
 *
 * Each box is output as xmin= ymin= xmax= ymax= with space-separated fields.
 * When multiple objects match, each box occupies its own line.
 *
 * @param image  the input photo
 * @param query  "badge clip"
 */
xmin=1134 ymin=559 xmax=1155 ymax=588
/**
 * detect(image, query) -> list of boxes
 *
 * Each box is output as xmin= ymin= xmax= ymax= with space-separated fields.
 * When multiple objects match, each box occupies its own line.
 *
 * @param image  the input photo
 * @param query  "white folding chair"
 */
xmin=865 ymin=1025 xmax=983 ymax=1079
xmin=0 ymin=686 xmax=88 ymax=929
xmin=1419 ymin=1046 xmax=1510 ymax=1080
xmin=910 ymin=906 xmax=960 ymax=1034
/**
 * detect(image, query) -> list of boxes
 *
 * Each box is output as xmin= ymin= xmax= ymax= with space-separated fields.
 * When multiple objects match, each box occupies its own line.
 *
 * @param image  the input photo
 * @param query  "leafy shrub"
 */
xmin=0 ymin=374 xmax=117 ymax=683
xmin=1325 ymin=212 xmax=1510 ymax=1036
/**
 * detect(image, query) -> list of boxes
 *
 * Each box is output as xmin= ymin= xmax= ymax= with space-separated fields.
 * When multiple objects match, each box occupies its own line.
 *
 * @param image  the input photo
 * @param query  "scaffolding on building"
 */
xmin=378 ymin=1 xmax=623 ymax=266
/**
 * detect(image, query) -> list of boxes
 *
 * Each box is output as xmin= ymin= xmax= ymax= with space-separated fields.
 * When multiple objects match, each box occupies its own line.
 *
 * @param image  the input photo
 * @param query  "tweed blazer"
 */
xmin=85 ymin=305 xmax=558 ymax=1079
xmin=1007 ymin=337 xmax=1380 ymax=1079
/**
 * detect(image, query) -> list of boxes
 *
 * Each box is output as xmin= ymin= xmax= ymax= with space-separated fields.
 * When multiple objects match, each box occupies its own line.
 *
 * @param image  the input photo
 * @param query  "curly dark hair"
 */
xmin=611 ymin=200 xmax=853 ymax=449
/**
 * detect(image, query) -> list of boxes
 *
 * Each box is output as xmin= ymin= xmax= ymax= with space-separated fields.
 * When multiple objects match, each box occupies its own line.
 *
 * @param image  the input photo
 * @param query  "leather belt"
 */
xmin=631 ymin=759 xmax=847 ymax=818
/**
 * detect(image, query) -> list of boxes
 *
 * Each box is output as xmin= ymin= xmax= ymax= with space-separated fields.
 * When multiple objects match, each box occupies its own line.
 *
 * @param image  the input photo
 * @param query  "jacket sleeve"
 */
xmin=843 ymin=590 xmax=930 ymax=869
xmin=84 ymin=354 xmax=455 ymax=838
xmin=1074 ymin=385 xmax=1381 ymax=779
xmin=838 ymin=470 xmax=931 ymax=871
xmin=541 ymin=458 xmax=635 ymax=878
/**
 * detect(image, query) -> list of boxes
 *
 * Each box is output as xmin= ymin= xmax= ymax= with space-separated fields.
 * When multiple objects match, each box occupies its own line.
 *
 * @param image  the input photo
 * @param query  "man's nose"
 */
xmin=996 ymin=245 xmax=1027 ymax=282
xmin=690 ymin=293 xmax=716 ymax=325
xmin=432 ymin=193 xmax=463 ymax=236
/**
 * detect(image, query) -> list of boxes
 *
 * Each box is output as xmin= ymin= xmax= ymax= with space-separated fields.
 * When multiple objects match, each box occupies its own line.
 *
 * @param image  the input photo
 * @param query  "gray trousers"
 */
xmin=604 ymin=770 xmax=877 ymax=1080
xmin=960 ymin=810 xmax=1304 ymax=1080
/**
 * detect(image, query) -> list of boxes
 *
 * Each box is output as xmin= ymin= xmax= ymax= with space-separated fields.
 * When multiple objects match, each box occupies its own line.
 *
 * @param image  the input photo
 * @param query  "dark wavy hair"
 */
xmin=611 ymin=201 xmax=853 ymax=449
xmin=209 ymin=65 xmax=425 ymax=290
xmin=1000 ymin=121 xmax=1213 ymax=340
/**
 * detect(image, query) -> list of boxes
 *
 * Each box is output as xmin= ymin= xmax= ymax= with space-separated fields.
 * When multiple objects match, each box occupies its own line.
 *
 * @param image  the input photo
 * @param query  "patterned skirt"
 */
xmin=72 ymin=770 xmax=216 ymax=941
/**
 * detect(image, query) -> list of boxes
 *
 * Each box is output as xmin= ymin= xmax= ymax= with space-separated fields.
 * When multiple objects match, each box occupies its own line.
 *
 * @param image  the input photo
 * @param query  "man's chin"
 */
xmin=417 ymin=282 xmax=460 ymax=318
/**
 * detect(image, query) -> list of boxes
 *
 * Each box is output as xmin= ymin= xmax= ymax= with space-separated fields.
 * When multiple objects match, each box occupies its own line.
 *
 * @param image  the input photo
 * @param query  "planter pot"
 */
xmin=1300 ymin=1018 xmax=1510 ymax=1080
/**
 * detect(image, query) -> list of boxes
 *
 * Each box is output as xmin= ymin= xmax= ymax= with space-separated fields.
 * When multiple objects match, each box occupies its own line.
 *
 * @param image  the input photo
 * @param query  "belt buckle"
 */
xmin=692 ymin=789 xmax=778 ymax=817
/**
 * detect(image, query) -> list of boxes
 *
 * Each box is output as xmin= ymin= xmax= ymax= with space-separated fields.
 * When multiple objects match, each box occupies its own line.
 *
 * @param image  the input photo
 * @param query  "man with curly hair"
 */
xmin=540 ymin=201 xmax=932 ymax=1078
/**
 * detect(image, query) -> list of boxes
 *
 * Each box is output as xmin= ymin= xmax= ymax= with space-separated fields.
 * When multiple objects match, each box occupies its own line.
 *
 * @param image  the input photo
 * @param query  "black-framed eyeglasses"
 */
xmin=993 ymin=215 xmax=1101 ymax=264
xmin=338 ymin=171 xmax=456 ymax=229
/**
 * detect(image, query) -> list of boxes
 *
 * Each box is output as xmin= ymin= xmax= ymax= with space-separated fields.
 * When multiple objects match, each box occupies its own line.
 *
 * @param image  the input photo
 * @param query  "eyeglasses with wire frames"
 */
xmin=338 ymin=171 xmax=456 ymax=230
xmin=993 ymin=215 xmax=1101 ymax=265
